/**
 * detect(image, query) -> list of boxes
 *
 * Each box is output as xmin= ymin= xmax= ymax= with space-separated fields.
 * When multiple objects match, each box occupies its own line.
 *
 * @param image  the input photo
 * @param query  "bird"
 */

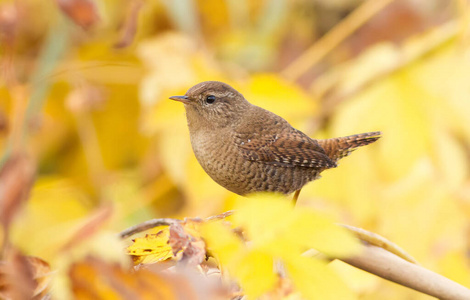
xmin=170 ymin=81 xmax=381 ymax=203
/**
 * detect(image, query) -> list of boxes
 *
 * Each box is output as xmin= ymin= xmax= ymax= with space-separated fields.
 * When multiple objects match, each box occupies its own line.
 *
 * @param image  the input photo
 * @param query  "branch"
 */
xmin=340 ymin=244 xmax=470 ymax=300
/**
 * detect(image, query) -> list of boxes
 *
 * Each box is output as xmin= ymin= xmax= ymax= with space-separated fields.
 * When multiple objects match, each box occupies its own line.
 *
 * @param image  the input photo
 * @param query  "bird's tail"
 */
xmin=318 ymin=131 xmax=381 ymax=163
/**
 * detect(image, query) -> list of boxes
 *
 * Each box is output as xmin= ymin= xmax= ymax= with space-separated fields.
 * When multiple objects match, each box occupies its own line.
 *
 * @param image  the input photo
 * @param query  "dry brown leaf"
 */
xmin=56 ymin=0 xmax=100 ymax=30
xmin=0 ymin=250 xmax=51 ymax=300
xmin=26 ymin=256 xmax=52 ymax=299
xmin=0 ymin=153 xmax=36 ymax=229
xmin=169 ymin=220 xmax=206 ymax=266
xmin=169 ymin=222 xmax=188 ymax=256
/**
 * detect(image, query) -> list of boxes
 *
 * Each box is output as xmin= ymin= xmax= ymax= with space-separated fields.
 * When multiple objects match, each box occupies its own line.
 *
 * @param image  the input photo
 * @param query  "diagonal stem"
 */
xmin=281 ymin=0 xmax=395 ymax=81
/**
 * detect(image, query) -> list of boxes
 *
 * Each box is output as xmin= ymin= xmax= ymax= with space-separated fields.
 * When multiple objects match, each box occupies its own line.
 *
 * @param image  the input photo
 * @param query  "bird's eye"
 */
xmin=206 ymin=95 xmax=216 ymax=104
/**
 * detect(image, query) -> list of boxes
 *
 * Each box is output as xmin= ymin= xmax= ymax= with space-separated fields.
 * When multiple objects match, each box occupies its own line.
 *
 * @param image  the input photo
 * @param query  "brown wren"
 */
xmin=170 ymin=81 xmax=381 ymax=202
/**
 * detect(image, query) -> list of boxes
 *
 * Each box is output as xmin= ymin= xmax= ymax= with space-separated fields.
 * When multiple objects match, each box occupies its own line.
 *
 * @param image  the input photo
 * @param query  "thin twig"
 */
xmin=206 ymin=210 xmax=235 ymax=221
xmin=119 ymin=218 xmax=179 ymax=239
xmin=340 ymin=223 xmax=417 ymax=264
xmin=281 ymin=0 xmax=395 ymax=81
xmin=119 ymin=211 xmax=235 ymax=239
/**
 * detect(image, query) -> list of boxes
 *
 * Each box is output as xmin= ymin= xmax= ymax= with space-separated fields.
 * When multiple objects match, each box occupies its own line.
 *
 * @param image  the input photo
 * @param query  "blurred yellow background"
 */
xmin=1 ymin=0 xmax=470 ymax=298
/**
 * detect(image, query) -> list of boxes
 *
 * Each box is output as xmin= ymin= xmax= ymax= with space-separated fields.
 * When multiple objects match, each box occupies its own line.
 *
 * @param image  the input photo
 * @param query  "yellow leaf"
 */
xmin=233 ymin=250 xmax=277 ymax=299
xmin=233 ymin=194 xmax=359 ymax=258
xmin=286 ymin=256 xmax=356 ymax=300
xmin=303 ymin=149 xmax=380 ymax=225
xmin=244 ymin=73 xmax=318 ymax=131
xmin=331 ymin=74 xmax=431 ymax=182
xmin=286 ymin=210 xmax=360 ymax=258
xmin=10 ymin=177 xmax=90 ymax=260
xmin=232 ymin=193 xmax=292 ymax=243
xmin=200 ymin=221 xmax=243 ymax=267
xmin=409 ymin=43 xmax=470 ymax=141
xmin=137 ymin=33 xmax=198 ymax=106
xmin=432 ymin=127 xmax=469 ymax=190
xmin=127 ymin=226 xmax=174 ymax=264
xmin=201 ymin=222 xmax=277 ymax=299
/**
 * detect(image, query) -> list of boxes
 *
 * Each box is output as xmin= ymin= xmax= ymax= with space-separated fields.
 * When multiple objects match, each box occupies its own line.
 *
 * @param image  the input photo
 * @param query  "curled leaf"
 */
xmin=0 ymin=250 xmax=52 ymax=300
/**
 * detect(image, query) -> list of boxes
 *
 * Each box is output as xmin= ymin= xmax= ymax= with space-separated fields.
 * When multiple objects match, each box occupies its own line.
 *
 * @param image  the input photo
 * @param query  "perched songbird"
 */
xmin=170 ymin=81 xmax=381 ymax=202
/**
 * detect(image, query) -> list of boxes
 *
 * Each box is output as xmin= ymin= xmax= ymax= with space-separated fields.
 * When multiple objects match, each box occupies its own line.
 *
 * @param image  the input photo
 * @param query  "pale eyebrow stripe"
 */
xmin=191 ymin=83 xmax=207 ymax=94
xmin=217 ymin=91 xmax=235 ymax=98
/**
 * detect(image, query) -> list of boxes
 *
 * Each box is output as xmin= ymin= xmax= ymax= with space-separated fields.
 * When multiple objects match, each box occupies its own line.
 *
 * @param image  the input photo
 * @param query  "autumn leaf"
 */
xmin=169 ymin=221 xmax=206 ymax=266
xmin=233 ymin=194 xmax=360 ymax=258
xmin=285 ymin=255 xmax=355 ymax=300
xmin=199 ymin=220 xmax=243 ymax=267
xmin=234 ymin=249 xmax=277 ymax=299
xmin=201 ymin=194 xmax=359 ymax=299
xmin=69 ymin=256 xmax=215 ymax=300
xmin=0 ymin=250 xmax=52 ymax=300
xmin=127 ymin=220 xmax=206 ymax=266
xmin=127 ymin=226 xmax=174 ymax=265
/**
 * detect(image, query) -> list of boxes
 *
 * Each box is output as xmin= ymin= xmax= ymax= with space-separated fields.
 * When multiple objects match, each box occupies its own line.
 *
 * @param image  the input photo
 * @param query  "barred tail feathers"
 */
xmin=318 ymin=131 xmax=381 ymax=163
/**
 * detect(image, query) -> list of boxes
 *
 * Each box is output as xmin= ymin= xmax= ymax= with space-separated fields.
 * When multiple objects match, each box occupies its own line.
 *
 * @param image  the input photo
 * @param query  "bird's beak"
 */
xmin=169 ymin=95 xmax=190 ymax=104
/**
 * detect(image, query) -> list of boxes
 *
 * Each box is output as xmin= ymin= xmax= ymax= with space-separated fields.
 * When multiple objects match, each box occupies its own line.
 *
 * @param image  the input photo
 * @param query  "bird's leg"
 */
xmin=292 ymin=189 xmax=301 ymax=205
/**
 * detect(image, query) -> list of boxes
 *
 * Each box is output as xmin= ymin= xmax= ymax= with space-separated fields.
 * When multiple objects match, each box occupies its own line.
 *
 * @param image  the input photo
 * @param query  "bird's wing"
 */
xmin=234 ymin=128 xmax=336 ymax=169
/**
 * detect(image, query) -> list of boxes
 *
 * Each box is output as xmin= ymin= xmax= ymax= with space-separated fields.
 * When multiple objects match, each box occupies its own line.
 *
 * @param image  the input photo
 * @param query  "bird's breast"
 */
xmin=189 ymin=128 xmax=247 ymax=191
xmin=189 ymin=128 xmax=236 ymax=173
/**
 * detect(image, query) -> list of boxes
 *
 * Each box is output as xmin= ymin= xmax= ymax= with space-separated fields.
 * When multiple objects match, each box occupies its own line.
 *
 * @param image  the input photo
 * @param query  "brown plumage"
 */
xmin=170 ymin=81 xmax=381 ymax=199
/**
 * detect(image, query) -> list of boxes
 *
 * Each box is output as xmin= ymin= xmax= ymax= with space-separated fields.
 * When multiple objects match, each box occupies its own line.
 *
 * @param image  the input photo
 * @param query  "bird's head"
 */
xmin=170 ymin=81 xmax=250 ymax=129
